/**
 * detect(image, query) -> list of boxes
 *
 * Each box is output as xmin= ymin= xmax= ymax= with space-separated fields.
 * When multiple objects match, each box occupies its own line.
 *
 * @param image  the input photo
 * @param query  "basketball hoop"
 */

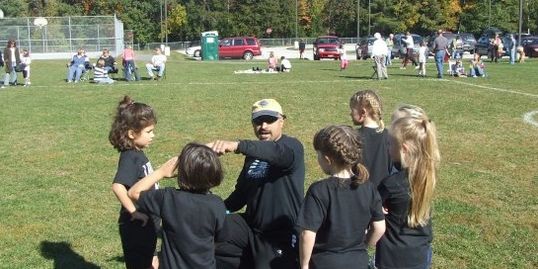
xmin=33 ymin=17 xmax=48 ymax=28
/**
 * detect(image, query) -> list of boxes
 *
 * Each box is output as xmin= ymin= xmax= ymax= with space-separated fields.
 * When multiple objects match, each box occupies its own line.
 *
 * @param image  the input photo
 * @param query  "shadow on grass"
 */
xmin=40 ymin=241 xmax=100 ymax=269
xmin=339 ymin=75 xmax=377 ymax=80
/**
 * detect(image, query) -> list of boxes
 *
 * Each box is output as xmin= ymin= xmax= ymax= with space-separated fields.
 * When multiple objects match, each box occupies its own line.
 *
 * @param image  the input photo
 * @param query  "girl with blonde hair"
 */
xmin=375 ymin=111 xmax=440 ymax=269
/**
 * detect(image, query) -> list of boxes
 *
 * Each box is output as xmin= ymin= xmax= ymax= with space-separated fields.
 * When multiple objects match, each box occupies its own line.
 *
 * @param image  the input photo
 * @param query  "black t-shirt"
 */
xmin=113 ymin=149 xmax=155 ymax=222
xmin=137 ymin=188 xmax=226 ymax=269
xmin=296 ymin=177 xmax=384 ymax=269
xmin=99 ymin=55 xmax=115 ymax=68
xmin=357 ymin=127 xmax=393 ymax=188
xmin=375 ymin=169 xmax=433 ymax=269
xmin=224 ymin=135 xmax=305 ymax=242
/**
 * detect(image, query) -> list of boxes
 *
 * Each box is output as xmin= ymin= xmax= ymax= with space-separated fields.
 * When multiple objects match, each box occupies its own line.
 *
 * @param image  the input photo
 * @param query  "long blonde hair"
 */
xmin=391 ymin=116 xmax=440 ymax=227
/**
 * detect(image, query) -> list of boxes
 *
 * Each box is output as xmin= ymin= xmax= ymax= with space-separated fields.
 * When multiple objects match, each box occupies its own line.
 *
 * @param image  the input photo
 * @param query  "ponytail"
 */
xmin=392 ymin=117 xmax=440 ymax=228
xmin=351 ymin=162 xmax=369 ymax=188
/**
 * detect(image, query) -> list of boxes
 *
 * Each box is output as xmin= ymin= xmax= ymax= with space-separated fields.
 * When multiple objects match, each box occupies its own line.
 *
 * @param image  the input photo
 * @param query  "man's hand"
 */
xmin=207 ymin=140 xmax=239 ymax=156
xmin=157 ymin=156 xmax=179 ymax=178
xmin=130 ymin=211 xmax=149 ymax=226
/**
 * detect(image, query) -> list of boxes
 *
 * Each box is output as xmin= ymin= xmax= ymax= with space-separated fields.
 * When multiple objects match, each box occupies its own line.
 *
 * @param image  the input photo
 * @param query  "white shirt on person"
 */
xmin=418 ymin=46 xmax=428 ymax=63
xmin=403 ymin=35 xmax=414 ymax=49
xmin=151 ymin=54 xmax=167 ymax=67
xmin=372 ymin=39 xmax=388 ymax=57
xmin=281 ymin=58 xmax=292 ymax=69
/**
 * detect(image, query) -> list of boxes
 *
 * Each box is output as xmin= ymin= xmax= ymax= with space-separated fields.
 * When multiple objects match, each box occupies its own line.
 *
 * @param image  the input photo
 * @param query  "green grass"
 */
xmin=0 ymin=53 xmax=537 ymax=268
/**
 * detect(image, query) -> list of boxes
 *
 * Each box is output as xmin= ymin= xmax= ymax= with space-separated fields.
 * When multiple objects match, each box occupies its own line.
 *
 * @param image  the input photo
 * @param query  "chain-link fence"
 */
xmin=0 ymin=15 xmax=123 ymax=59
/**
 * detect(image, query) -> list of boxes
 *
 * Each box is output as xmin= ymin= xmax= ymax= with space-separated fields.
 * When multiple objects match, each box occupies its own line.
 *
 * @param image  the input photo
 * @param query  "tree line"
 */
xmin=1 ymin=0 xmax=536 ymax=43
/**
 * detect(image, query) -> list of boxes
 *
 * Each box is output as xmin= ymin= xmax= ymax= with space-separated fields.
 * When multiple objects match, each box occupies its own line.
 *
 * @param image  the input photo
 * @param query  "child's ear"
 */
xmin=127 ymin=130 xmax=136 ymax=140
xmin=324 ymin=155 xmax=332 ymax=166
xmin=401 ymin=142 xmax=409 ymax=155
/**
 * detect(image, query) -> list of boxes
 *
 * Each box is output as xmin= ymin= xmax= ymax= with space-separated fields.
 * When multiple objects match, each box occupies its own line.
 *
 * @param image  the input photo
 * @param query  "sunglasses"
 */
xmin=252 ymin=116 xmax=279 ymax=126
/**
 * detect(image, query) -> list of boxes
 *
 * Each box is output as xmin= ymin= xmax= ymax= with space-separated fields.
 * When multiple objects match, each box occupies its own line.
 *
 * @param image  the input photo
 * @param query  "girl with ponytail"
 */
xmin=297 ymin=125 xmax=386 ymax=269
xmin=375 ymin=110 xmax=440 ymax=269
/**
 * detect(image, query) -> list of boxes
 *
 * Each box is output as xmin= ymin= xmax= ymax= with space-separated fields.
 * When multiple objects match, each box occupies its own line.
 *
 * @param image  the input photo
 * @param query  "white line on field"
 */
xmin=523 ymin=111 xmax=538 ymax=128
xmin=448 ymin=80 xmax=538 ymax=98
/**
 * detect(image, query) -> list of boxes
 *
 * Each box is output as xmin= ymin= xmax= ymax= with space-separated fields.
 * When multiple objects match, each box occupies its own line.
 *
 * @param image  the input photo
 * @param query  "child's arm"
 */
xmin=128 ymin=156 xmax=178 ymax=201
xmin=299 ymin=229 xmax=316 ymax=269
xmin=112 ymin=183 xmax=149 ymax=226
xmin=366 ymin=219 xmax=386 ymax=247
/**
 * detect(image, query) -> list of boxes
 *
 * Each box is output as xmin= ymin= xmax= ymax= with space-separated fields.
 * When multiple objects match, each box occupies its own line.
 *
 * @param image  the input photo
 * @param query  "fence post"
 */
xmin=68 ymin=16 xmax=73 ymax=52
xmin=26 ymin=17 xmax=31 ymax=53
xmin=97 ymin=24 xmax=100 ymax=51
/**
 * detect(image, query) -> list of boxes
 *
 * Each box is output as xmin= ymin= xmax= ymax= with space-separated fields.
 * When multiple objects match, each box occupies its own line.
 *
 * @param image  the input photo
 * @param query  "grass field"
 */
xmin=0 ymin=52 xmax=537 ymax=268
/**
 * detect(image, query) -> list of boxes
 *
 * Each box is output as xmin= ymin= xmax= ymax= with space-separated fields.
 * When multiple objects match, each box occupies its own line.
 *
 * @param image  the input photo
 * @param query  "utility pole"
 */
xmin=165 ymin=0 xmax=168 ymax=44
xmin=518 ymin=0 xmax=523 ymax=46
xmin=357 ymin=0 xmax=360 ymax=42
xmin=295 ymin=0 xmax=298 ymax=39
xmin=368 ymin=0 xmax=372 ymax=36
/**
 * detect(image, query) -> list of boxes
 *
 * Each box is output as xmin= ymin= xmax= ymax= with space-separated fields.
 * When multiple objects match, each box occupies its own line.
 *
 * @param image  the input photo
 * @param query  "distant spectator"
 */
xmin=145 ymin=47 xmax=167 ymax=80
xmin=432 ymin=30 xmax=449 ymax=79
xmin=2 ymin=39 xmax=21 ymax=89
xmin=517 ymin=45 xmax=525 ymax=63
xmin=20 ymin=49 xmax=31 ymax=87
xmin=267 ymin=51 xmax=278 ymax=71
xmin=401 ymin=32 xmax=418 ymax=69
xmin=299 ymin=39 xmax=306 ymax=59
xmin=372 ymin=32 xmax=389 ymax=80
xmin=280 ymin=56 xmax=292 ymax=72
xmin=122 ymin=45 xmax=137 ymax=81
xmin=385 ymin=33 xmax=394 ymax=66
xmin=66 ymin=48 xmax=90 ymax=83
xmin=418 ymin=41 xmax=428 ymax=77
xmin=451 ymin=59 xmax=466 ymax=77
xmin=98 ymin=48 xmax=118 ymax=73
xmin=508 ymin=34 xmax=516 ymax=65
xmin=94 ymin=58 xmax=115 ymax=84
xmin=469 ymin=53 xmax=486 ymax=77
xmin=450 ymin=35 xmax=463 ymax=59
xmin=492 ymin=34 xmax=502 ymax=63
xmin=339 ymin=44 xmax=349 ymax=70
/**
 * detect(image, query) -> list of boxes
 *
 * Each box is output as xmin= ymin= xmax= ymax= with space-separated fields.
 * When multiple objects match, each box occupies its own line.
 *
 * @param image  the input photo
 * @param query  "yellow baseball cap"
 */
xmin=251 ymin=99 xmax=286 ymax=120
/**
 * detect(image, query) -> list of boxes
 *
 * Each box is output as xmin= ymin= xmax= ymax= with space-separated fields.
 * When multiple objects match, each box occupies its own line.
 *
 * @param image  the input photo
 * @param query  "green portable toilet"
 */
xmin=201 ymin=31 xmax=219 ymax=61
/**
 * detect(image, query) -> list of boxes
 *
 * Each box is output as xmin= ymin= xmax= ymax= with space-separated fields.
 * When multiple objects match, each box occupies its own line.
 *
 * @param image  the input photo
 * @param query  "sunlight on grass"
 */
xmin=0 ymin=54 xmax=537 ymax=268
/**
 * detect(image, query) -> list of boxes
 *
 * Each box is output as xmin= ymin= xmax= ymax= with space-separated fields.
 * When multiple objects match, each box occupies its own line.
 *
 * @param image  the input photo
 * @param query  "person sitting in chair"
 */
xmin=66 ymin=48 xmax=90 ymax=83
xmin=98 ymin=48 xmax=118 ymax=74
xmin=145 ymin=47 xmax=167 ymax=80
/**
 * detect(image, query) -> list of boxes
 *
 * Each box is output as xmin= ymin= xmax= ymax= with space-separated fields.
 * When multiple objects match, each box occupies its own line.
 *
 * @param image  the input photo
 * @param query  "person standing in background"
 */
xmin=432 ymin=30 xmax=448 ymax=79
xmin=385 ymin=34 xmax=394 ymax=66
xmin=2 ymin=39 xmax=21 ymax=89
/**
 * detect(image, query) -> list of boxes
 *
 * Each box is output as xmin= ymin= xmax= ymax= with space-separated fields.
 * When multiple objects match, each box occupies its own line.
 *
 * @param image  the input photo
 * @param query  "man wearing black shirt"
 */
xmin=210 ymin=99 xmax=305 ymax=269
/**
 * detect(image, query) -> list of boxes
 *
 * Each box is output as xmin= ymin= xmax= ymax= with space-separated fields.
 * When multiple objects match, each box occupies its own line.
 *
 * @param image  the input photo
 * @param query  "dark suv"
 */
xmin=218 ymin=37 xmax=262 ymax=60
xmin=313 ymin=36 xmax=341 ymax=60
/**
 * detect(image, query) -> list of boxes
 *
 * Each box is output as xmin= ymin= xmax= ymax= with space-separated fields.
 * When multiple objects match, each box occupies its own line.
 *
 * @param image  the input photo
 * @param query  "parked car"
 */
xmin=313 ymin=36 xmax=341 ymax=60
xmin=219 ymin=37 xmax=262 ymax=60
xmin=392 ymin=33 xmax=423 ymax=59
xmin=355 ymin=37 xmax=376 ymax=60
xmin=185 ymin=45 xmax=201 ymax=57
xmin=459 ymin=33 xmax=477 ymax=53
xmin=474 ymin=34 xmax=511 ymax=57
xmin=521 ymin=36 xmax=538 ymax=57
xmin=184 ymin=37 xmax=261 ymax=60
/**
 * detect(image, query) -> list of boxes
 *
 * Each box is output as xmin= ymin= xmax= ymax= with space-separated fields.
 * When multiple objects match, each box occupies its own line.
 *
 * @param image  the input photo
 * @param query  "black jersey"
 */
xmin=113 ymin=149 xmax=155 ymax=222
xmin=297 ymin=177 xmax=384 ymax=269
xmin=224 ymin=135 xmax=305 ymax=241
xmin=357 ymin=127 xmax=393 ymax=188
xmin=375 ymin=169 xmax=433 ymax=269
xmin=137 ymin=188 xmax=226 ymax=269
